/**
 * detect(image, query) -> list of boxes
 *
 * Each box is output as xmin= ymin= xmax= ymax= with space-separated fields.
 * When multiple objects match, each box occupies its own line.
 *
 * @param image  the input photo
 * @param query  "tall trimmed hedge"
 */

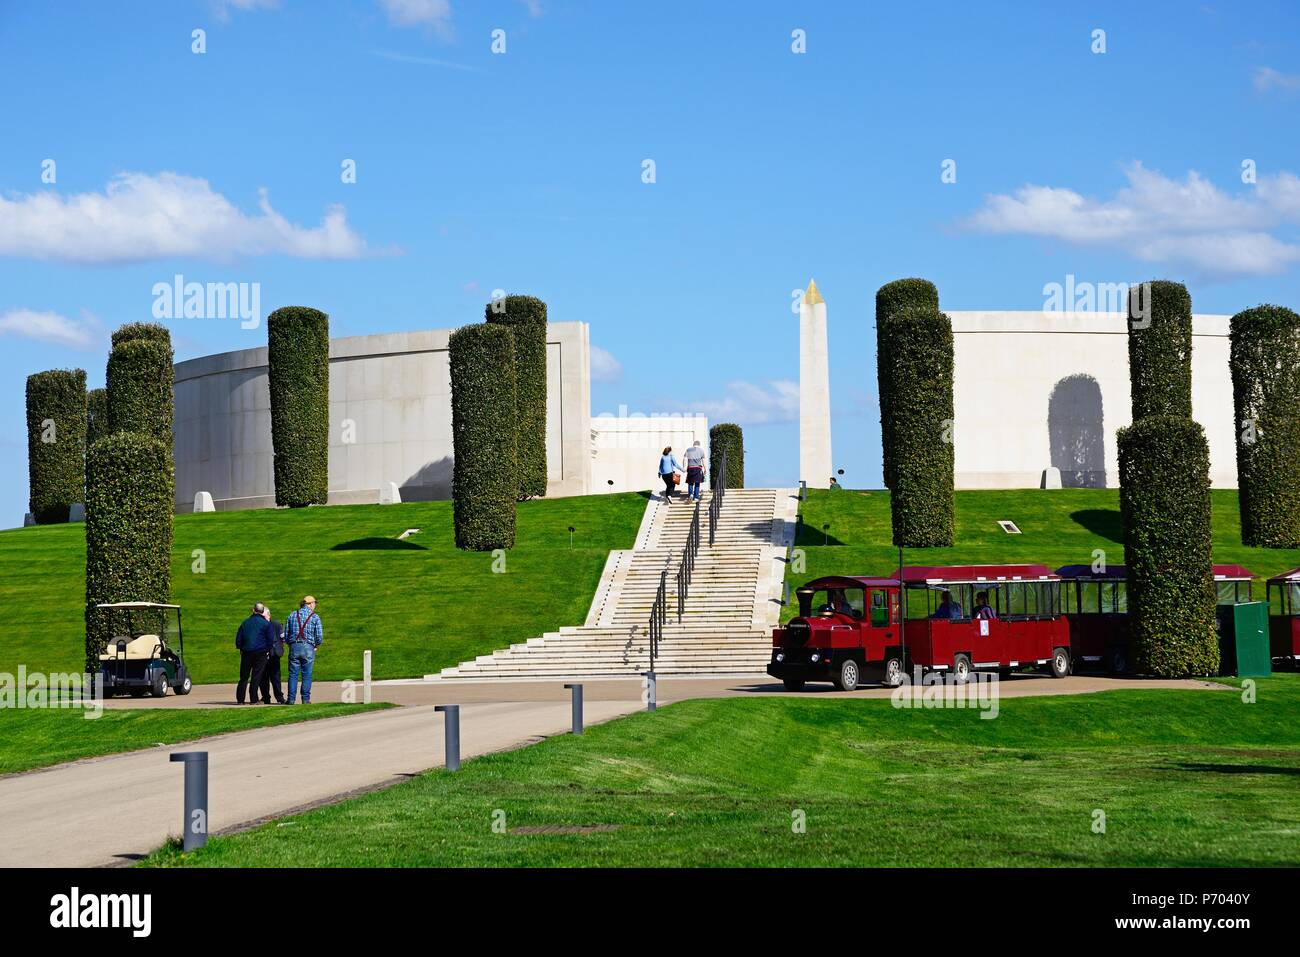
xmin=111 ymin=322 xmax=172 ymax=349
xmin=267 ymin=306 xmax=330 ymax=508
xmin=1128 ymin=280 xmax=1193 ymax=420
xmin=84 ymin=433 xmax=174 ymax=674
xmin=1117 ymin=416 xmax=1218 ymax=676
xmin=107 ymin=335 xmax=174 ymax=443
xmin=86 ymin=387 xmax=109 ymax=447
xmin=485 ymin=295 xmax=548 ymax=499
xmin=880 ymin=305 xmax=954 ymax=547
xmin=450 ymin=324 xmax=518 ymax=550
xmin=876 ymin=278 xmax=939 ymax=491
xmin=1230 ymin=304 xmax=1300 ymax=547
xmin=709 ymin=423 xmax=744 ymax=489
xmin=25 ymin=369 xmax=87 ymax=524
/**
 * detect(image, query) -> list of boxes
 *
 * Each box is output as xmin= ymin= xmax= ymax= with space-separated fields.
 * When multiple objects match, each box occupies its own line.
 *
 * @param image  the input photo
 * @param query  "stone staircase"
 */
xmin=434 ymin=488 xmax=798 ymax=679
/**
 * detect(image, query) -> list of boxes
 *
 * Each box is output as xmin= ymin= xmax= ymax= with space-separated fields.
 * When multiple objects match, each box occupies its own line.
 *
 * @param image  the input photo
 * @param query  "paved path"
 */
xmin=0 ymin=673 xmax=1227 ymax=867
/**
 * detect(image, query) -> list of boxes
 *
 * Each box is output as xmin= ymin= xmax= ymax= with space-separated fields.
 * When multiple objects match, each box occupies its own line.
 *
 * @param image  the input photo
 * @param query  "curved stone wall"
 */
xmin=172 ymin=322 xmax=591 ymax=511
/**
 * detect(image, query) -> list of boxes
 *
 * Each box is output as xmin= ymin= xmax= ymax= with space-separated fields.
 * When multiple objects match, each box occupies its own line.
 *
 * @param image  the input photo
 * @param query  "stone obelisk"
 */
xmin=799 ymin=279 xmax=833 ymax=489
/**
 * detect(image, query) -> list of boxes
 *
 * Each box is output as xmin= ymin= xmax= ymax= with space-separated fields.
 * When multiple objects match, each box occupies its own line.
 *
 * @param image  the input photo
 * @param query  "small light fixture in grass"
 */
xmin=823 ymin=523 xmax=831 ymax=545
xmin=568 ymin=525 xmax=576 ymax=548
xmin=997 ymin=520 xmax=1022 ymax=534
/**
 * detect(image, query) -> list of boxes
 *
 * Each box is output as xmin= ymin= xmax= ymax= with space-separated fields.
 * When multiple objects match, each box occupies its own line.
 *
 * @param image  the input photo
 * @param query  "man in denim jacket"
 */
xmin=284 ymin=596 xmax=323 ymax=704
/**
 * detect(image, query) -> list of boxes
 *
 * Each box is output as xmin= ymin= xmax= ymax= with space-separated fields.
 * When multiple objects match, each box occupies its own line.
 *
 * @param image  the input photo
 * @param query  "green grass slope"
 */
xmin=144 ymin=676 xmax=1300 ymax=868
xmin=0 ymin=703 xmax=389 ymax=776
xmin=0 ymin=493 xmax=646 ymax=683
xmin=789 ymin=488 xmax=1300 ymax=611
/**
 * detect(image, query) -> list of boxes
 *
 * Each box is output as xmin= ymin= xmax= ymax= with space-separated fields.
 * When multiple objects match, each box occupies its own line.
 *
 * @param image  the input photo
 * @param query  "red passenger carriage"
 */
xmin=1266 ymin=568 xmax=1300 ymax=666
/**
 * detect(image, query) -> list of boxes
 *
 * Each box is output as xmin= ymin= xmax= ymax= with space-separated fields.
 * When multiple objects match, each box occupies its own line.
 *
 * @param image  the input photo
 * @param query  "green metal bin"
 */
xmin=1216 ymin=601 xmax=1272 ymax=677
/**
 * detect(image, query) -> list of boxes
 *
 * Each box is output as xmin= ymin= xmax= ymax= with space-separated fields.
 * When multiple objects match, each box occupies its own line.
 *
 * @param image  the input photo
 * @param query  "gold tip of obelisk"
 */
xmin=803 ymin=279 xmax=824 ymax=305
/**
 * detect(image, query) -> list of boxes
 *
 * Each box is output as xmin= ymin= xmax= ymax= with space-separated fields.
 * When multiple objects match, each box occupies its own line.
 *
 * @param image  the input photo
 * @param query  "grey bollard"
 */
xmin=643 ymin=671 xmax=657 ymax=712
xmin=434 ymin=704 xmax=460 ymax=771
xmin=363 ymin=649 xmax=372 ymax=704
xmin=169 ymin=751 xmax=208 ymax=852
xmin=564 ymin=683 xmax=584 ymax=734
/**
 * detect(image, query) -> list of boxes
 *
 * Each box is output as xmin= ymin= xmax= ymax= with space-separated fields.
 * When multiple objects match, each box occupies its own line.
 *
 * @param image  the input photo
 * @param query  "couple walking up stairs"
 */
xmin=434 ymin=487 xmax=798 ymax=679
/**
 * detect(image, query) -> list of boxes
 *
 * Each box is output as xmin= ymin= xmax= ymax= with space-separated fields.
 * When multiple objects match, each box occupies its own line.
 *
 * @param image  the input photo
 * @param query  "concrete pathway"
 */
xmin=0 ymin=673 xmax=1228 ymax=867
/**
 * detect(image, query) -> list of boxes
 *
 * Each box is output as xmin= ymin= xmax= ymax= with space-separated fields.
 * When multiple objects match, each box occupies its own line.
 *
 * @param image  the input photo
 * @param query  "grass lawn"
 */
xmin=143 ymin=675 xmax=1300 ymax=867
xmin=0 ymin=703 xmax=390 ymax=776
xmin=788 ymin=488 xmax=1300 ymax=619
xmin=0 ymin=492 xmax=646 ymax=683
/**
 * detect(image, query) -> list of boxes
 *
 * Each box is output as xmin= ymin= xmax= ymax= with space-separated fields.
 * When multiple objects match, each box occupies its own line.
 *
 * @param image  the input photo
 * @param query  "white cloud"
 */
xmin=370 ymin=49 xmax=480 ymax=72
xmin=0 ymin=309 xmax=100 ymax=350
xmin=959 ymin=162 xmax=1300 ymax=277
xmin=1253 ymin=66 xmax=1300 ymax=95
xmin=519 ymin=0 xmax=544 ymax=16
xmin=672 ymin=379 xmax=799 ymax=425
xmin=590 ymin=345 xmax=622 ymax=383
xmin=380 ymin=0 xmax=453 ymax=36
xmin=0 ymin=172 xmax=373 ymax=264
xmin=210 ymin=0 xmax=279 ymax=22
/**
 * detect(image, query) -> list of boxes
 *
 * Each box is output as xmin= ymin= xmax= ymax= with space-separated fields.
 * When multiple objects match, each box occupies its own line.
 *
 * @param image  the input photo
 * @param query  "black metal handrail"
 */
xmin=649 ymin=567 xmax=667 ymax=668
xmin=677 ymin=501 xmax=699 ymax=623
xmin=708 ymin=450 xmax=727 ymax=546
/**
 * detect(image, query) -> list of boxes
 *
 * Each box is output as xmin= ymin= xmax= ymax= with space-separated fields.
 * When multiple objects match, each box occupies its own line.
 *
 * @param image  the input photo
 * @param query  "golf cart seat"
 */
xmin=99 ymin=634 xmax=162 ymax=661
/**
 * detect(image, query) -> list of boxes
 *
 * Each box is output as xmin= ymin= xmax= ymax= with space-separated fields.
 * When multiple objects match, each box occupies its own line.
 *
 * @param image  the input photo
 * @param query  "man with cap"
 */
xmin=284 ymin=596 xmax=324 ymax=704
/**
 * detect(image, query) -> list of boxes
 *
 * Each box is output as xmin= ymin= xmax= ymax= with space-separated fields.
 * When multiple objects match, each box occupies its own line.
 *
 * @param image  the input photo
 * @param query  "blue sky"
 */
xmin=3 ymin=0 xmax=1300 ymax=521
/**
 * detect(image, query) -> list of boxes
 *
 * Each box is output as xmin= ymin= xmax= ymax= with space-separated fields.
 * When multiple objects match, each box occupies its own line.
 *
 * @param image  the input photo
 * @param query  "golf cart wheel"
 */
xmin=150 ymin=672 xmax=168 ymax=698
xmin=1107 ymin=647 xmax=1128 ymax=675
xmin=882 ymin=654 xmax=905 ymax=688
xmin=175 ymin=674 xmax=193 ymax=695
xmin=952 ymin=654 xmax=972 ymax=684
xmin=1050 ymin=647 xmax=1071 ymax=679
xmin=834 ymin=659 xmax=860 ymax=692
xmin=782 ymin=678 xmax=805 ymax=692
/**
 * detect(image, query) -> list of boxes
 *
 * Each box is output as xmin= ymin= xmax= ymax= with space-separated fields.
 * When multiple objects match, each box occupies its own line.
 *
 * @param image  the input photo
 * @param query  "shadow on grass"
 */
xmin=1170 ymin=763 xmax=1300 ymax=776
xmin=330 ymin=537 xmax=427 ymax=551
xmin=1070 ymin=508 xmax=1124 ymax=543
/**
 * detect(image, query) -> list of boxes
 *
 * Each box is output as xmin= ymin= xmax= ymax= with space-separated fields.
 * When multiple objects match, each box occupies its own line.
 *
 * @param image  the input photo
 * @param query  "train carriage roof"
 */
xmin=1057 ymin=564 xmax=1255 ymax=581
xmin=1268 ymin=567 xmax=1300 ymax=583
xmin=796 ymin=575 xmax=900 ymax=590
xmin=898 ymin=564 xmax=1058 ymax=584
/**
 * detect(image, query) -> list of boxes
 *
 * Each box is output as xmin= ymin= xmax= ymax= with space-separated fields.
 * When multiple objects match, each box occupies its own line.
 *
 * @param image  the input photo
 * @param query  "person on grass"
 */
xmin=284 ymin=596 xmax=324 ymax=704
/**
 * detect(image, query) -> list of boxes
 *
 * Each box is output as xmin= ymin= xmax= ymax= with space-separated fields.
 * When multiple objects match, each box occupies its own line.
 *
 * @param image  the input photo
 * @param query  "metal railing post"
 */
xmin=434 ymin=704 xmax=461 ymax=771
xmin=564 ymin=683 xmax=584 ymax=734
xmin=169 ymin=751 xmax=208 ymax=852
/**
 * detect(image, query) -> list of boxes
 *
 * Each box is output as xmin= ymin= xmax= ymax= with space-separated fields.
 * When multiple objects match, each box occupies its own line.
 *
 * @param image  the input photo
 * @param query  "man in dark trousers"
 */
xmin=258 ymin=604 xmax=286 ymax=704
xmin=235 ymin=602 xmax=271 ymax=704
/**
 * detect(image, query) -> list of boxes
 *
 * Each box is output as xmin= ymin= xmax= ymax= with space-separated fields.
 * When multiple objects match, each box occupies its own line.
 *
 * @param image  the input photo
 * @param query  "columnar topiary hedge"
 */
xmin=1128 ymin=280 xmax=1193 ymax=420
xmin=709 ymin=423 xmax=744 ymax=489
xmin=111 ymin=322 xmax=172 ymax=349
xmin=880 ymin=305 xmax=954 ymax=547
xmin=1230 ymin=304 xmax=1300 ymax=548
xmin=267 ymin=306 xmax=330 ymax=508
xmin=876 ymin=278 xmax=939 ymax=491
xmin=485 ymin=295 xmax=548 ymax=499
xmin=450 ymin=324 xmax=518 ymax=550
xmin=25 ymin=369 xmax=87 ymax=524
xmin=107 ymin=335 xmax=174 ymax=443
xmin=84 ymin=433 xmax=174 ymax=674
xmin=1117 ymin=416 xmax=1218 ymax=676
xmin=86 ymin=387 xmax=109 ymax=447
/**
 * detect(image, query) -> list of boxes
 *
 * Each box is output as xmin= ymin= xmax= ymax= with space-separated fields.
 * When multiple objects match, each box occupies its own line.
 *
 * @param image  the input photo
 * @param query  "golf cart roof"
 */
xmin=95 ymin=602 xmax=181 ymax=610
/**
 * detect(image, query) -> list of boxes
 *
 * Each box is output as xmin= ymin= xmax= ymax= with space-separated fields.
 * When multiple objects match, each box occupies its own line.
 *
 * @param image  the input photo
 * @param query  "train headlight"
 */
xmin=810 ymin=653 xmax=820 ymax=663
xmin=775 ymin=653 xmax=785 ymax=662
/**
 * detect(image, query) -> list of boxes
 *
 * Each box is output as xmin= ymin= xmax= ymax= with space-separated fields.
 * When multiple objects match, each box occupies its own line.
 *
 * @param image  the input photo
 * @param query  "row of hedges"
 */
xmin=876 ymin=278 xmax=939 ymax=491
xmin=1117 ymin=416 xmax=1219 ymax=676
xmin=1128 ymin=280 xmax=1193 ymax=420
xmin=83 ymin=433 xmax=174 ymax=674
xmin=450 ymin=323 xmax=519 ymax=550
xmin=86 ymin=387 xmax=110 ymax=447
xmin=1230 ymin=304 xmax=1300 ymax=548
xmin=267 ymin=307 xmax=330 ymax=508
xmin=709 ymin=423 xmax=744 ymax=489
xmin=880 ymin=304 xmax=955 ymax=547
xmin=486 ymin=296 xmax=548 ymax=499
xmin=25 ymin=369 xmax=87 ymax=524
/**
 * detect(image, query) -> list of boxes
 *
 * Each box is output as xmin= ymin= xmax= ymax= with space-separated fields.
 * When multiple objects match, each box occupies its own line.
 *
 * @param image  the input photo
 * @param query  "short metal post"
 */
xmin=800 ymin=480 xmax=807 ymax=501
xmin=169 ymin=751 xmax=208 ymax=852
xmin=434 ymin=704 xmax=460 ymax=771
xmin=643 ymin=671 xmax=657 ymax=711
xmin=564 ymin=683 xmax=584 ymax=734
xmin=363 ymin=649 xmax=372 ymax=704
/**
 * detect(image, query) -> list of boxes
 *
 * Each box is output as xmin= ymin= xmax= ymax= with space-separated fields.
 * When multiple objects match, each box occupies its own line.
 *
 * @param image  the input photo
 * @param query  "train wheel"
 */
xmin=1050 ymin=647 xmax=1071 ymax=679
xmin=782 ymin=678 xmax=805 ymax=692
xmin=952 ymin=654 xmax=972 ymax=684
xmin=834 ymin=659 xmax=860 ymax=692
xmin=882 ymin=655 xmax=905 ymax=688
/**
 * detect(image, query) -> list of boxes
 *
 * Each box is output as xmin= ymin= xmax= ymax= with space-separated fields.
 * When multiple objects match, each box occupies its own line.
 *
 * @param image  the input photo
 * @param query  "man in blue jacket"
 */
xmin=235 ymin=602 xmax=271 ymax=704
